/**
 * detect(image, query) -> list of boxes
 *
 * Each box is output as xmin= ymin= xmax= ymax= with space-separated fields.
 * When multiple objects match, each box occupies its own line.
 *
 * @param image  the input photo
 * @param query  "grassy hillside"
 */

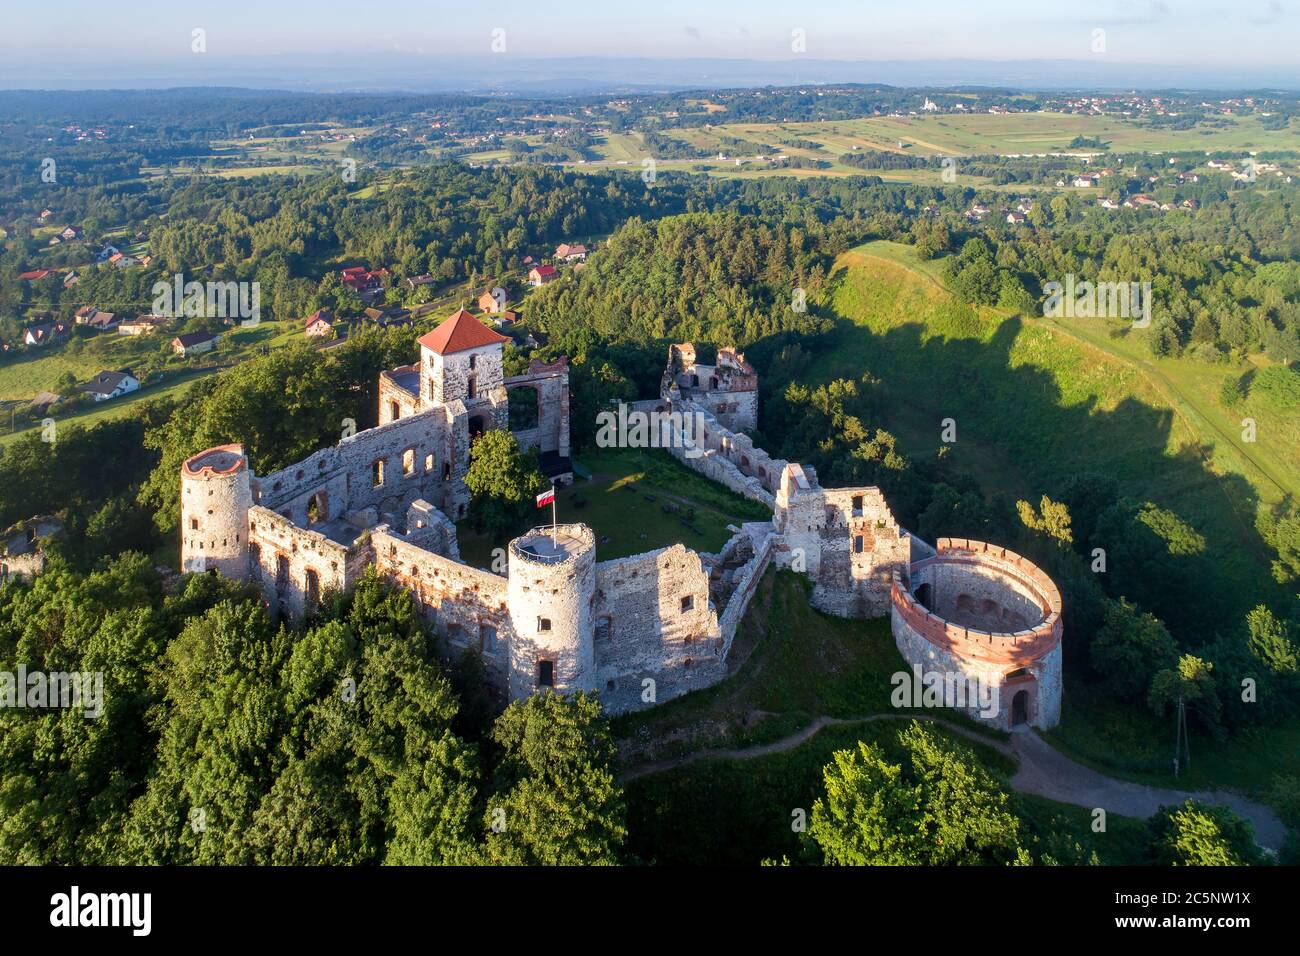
xmin=812 ymin=240 xmax=1289 ymax=643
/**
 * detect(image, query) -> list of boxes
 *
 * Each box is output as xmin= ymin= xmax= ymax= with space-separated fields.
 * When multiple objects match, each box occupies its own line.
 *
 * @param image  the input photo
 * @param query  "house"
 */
xmin=1072 ymin=174 xmax=1099 ymax=188
xmin=492 ymin=309 xmax=520 ymax=328
xmin=404 ymin=274 xmax=437 ymax=292
xmin=23 ymin=321 xmax=69 ymax=347
xmin=75 ymin=306 xmax=119 ymax=330
xmin=341 ymin=266 xmax=390 ymax=295
xmin=62 ymin=271 xmax=79 ymax=288
xmin=79 ymin=370 xmax=140 ymax=402
xmin=554 ymin=243 xmax=588 ymax=262
xmin=1180 ymin=198 xmax=1201 ymax=211
xmin=362 ymin=306 xmax=412 ymax=328
xmin=1124 ymin=194 xmax=1161 ymax=209
xmin=965 ymin=203 xmax=990 ymax=221
xmin=59 ymin=226 xmax=83 ymax=241
xmin=478 ymin=287 xmax=509 ymax=313
xmin=118 ymin=314 xmax=169 ymax=336
xmin=18 ymin=269 xmax=55 ymax=281
xmin=38 ymin=208 xmax=53 ymax=223
xmin=172 ymin=331 xmax=218 ymax=356
xmin=1006 ymin=211 xmax=1027 ymax=224
xmin=528 ymin=264 xmax=558 ymax=286
xmin=29 ymin=391 xmax=62 ymax=414
xmin=95 ymin=245 xmax=119 ymax=263
xmin=304 ymin=309 xmax=335 ymax=338
xmin=1099 ymin=198 xmax=1121 ymax=210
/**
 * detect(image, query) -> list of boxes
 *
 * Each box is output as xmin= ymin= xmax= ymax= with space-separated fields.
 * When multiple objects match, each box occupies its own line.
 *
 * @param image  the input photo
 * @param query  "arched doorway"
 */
xmin=1012 ymin=690 xmax=1029 ymax=726
xmin=469 ymin=414 xmax=488 ymax=443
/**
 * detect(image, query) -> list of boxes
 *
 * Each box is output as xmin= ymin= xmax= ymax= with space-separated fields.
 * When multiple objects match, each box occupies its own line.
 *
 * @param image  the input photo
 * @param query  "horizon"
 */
xmin=3 ymin=0 xmax=1299 ymax=93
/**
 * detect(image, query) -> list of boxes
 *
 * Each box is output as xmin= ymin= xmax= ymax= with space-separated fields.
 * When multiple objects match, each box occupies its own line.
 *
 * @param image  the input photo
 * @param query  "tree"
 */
xmin=1245 ymin=605 xmax=1298 ymax=675
xmin=462 ymin=429 xmax=547 ymax=539
xmin=809 ymin=722 xmax=1030 ymax=866
xmin=1090 ymin=598 xmax=1179 ymax=699
xmin=480 ymin=692 xmax=626 ymax=865
xmin=1017 ymin=494 xmax=1074 ymax=548
xmin=1147 ymin=800 xmax=1262 ymax=866
xmin=1149 ymin=654 xmax=1221 ymax=735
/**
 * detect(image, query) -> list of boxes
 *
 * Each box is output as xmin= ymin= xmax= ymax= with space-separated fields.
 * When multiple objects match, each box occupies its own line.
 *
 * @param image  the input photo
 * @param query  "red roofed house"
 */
xmin=304 ymin=309 xmax=335 ymax=338
xmin=477 ymin=287 xmax=508 ymax=313
xmin=19 ymin=269 xmax=55 ymax=281
xmin=528 ymin=264 xmax=557 ymax=287
xmin=554 ymin=243 xmax=587 ymax=262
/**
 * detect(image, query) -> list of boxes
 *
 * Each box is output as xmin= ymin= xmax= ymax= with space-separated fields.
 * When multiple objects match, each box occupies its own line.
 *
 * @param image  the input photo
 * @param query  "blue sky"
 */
xmin=4 ymin=0 xmax=1297 ymax=66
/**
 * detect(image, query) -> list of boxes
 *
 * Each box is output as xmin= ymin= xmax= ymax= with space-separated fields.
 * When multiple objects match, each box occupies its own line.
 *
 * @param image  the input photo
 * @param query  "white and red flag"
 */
xmin=536 ymin=488 xmax=555 ymax=508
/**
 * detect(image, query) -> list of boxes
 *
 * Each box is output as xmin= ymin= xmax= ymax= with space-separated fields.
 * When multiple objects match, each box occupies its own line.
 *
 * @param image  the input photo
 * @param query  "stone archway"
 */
xmin=1012 ymin=689 xmax=1029 ymax=726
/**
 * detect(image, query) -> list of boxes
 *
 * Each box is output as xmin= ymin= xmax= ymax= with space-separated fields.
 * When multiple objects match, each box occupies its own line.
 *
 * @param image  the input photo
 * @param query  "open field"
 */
xmin=0 ymin=368 xmax=216 ymax=448
xmin=702 ymin=111 xmax=1300 ymax=158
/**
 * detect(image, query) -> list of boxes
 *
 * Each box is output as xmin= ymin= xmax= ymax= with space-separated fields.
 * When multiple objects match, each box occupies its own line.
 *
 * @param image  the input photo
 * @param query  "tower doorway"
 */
xmin=1012 ymin=690 xmax=1029 ymax=726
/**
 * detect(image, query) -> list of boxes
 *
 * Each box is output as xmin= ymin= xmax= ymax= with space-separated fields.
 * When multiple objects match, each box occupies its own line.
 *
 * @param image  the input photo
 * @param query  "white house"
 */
xmin=79 ymin=370 xmax=140 ymax=402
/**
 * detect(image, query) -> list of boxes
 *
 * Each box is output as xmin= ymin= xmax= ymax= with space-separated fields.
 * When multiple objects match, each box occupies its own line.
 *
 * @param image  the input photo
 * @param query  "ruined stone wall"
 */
xmin=716 ymin=527 xmax=775 ymax=658
xmin=256 ymin=407 xmax=467 ymax=524
xmin=378 ymin=366 xmax=422 ymax=424
xmin=633 ymin=399 xmax=779 ymax=508
xmin=809 ymin=487 xmax=912 ymax=618
xmin=247 ymin=506 xmax=358 ymax=617
xmin=592 ymin=544 xmax=722 ymax=714
xmin=372 ymin=527 xmax=512 ymax=687
xmin=506 ymin=360 xmax=570 ymax=459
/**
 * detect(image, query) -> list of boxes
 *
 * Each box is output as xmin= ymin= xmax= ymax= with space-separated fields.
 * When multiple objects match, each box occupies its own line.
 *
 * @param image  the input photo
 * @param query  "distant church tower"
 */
xmin=180 ymin=444 xmax=252 ymax=579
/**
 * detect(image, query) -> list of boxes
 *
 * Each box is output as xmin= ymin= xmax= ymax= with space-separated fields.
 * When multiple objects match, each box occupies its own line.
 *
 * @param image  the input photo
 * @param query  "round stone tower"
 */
xmin=506 ymin=523 xmax=597 ymax=702
xmin=180 ymin=444 xmax=253 ymax=579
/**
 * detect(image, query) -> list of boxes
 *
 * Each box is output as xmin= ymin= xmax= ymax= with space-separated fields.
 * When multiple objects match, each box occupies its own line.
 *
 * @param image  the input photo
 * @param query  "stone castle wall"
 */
xmin=592 ymin=543 xmax=722 ymax=713
xmin=889 ymin=539 xmax=1063 ymax=730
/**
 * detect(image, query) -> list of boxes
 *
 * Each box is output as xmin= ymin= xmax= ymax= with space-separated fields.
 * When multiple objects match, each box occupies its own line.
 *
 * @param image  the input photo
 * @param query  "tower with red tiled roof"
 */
xmin=417 ymin=308 xmax=509 ymax=437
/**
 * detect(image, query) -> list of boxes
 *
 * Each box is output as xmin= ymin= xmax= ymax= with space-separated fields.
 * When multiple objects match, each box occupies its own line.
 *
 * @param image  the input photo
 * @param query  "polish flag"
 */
xmin=536 ymin=488 xmax=555 ymax=508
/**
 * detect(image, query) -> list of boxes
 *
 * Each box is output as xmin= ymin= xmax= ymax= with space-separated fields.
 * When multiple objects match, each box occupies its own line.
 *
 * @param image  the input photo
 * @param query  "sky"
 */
xmin=2 ymin=0 xmax=1298 ymax=87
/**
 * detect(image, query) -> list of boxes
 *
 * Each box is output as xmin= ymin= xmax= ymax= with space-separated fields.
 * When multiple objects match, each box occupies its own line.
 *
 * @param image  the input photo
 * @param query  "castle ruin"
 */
xmin=181 ymin=316 xmax=1062 ymax=727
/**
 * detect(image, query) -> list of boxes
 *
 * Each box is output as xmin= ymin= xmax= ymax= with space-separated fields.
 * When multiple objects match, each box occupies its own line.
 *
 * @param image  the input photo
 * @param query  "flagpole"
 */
xmin=550 ymin=483 xmax=557 ymax=545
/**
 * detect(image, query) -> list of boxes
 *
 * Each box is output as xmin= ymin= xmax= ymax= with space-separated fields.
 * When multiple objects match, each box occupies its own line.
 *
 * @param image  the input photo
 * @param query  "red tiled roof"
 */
xmin=417 ymin=308 xmax=509 ymax=355
xmin=530 ymin=264 xmax=557 ymax=278
xmin=19 ymin=270 xmax=53 ymax=280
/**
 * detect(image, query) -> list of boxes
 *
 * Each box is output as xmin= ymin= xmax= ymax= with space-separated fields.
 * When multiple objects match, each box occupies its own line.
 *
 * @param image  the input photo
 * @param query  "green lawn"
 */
xmin=454 ymin=446 xmax=771 ymax=569
xmin=0 ymin=368 xmax=216 ymax=448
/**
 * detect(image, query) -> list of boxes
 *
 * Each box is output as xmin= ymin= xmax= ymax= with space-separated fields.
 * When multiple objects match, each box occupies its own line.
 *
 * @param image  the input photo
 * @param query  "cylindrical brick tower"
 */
xmin=180 ymin=444 xmax=253 ymax=579
xmin=506 ymin=523 xmax=597 ymax=702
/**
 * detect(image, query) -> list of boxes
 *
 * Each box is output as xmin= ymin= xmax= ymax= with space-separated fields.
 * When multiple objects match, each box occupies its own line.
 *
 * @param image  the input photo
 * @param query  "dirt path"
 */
xmin=621 ymin=715 xmax=1286 ymax=851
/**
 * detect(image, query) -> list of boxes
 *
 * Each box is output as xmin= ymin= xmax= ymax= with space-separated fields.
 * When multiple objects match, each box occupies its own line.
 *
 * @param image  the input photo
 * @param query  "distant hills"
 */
xmin=3 ymin=55 xmax=1299 ymax=94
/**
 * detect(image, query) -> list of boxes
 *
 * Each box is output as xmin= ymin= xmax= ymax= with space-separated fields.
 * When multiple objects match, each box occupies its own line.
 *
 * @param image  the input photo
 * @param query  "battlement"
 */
xmin=890 ymin=539 xmax=1062 ymax=668
xmin=182 ymin=444 xmax=247 ymax=478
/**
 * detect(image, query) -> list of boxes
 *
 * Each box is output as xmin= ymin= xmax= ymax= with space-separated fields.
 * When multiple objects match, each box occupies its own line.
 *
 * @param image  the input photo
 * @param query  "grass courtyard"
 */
xmin=454 ymin=446 xmax=771 ymax=569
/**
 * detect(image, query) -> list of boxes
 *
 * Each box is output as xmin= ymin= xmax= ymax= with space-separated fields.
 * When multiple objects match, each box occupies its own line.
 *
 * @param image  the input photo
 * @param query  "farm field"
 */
xmin=703 ymin=111 xmax=1300 ymax=157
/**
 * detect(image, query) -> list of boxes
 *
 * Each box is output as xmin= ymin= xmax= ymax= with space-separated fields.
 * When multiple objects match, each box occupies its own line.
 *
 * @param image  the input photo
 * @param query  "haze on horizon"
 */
xmin=3 ymin=0 xmax=1298 ymax=91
